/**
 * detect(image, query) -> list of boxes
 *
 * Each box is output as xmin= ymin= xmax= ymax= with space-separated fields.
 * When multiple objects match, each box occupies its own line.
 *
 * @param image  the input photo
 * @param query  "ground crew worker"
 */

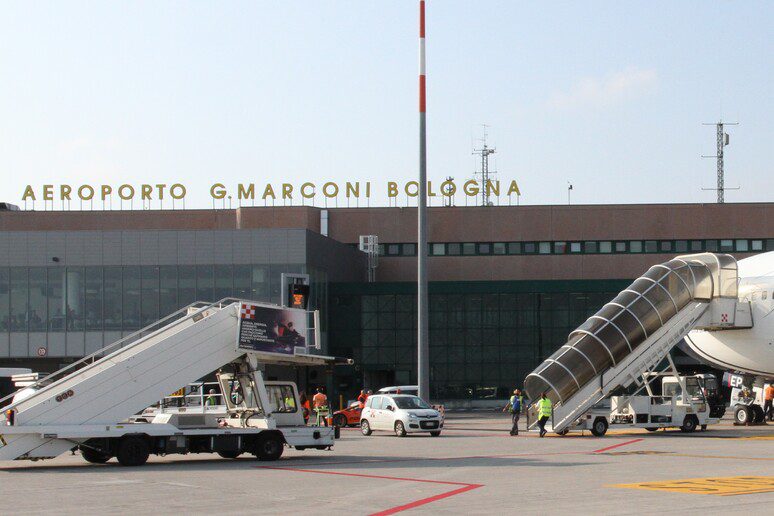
xmin=764 ymin=383 xmax=774 ymax=422
xmin=299 ymin=392 xmax=311 ymax=424
xmin=205 ymin=388 xmax=218 ymax=406
xmin=537 ymin=392 xmax=552 ymax=438
xmin=357 ymin=389 xmax=368 ymax=407
xmin=502 ymin=389 xmax=522 ymax=435
xmin=283 ymin=394 xmax=296 ymax=411
xmin=312 ymin=388 xmax=329 ymax=426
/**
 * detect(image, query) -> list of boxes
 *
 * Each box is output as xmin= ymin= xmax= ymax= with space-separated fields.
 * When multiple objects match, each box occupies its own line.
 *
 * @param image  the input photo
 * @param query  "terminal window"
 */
xmin=431 ymin=243 xmax=445 ymax=256
xmin=376 ymin=237 xmax=772 ymax=258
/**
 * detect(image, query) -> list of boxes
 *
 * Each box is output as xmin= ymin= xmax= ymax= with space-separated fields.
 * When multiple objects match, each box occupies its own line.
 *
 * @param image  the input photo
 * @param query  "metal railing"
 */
xmin=0 ymin=298 xmax=242 ymax=412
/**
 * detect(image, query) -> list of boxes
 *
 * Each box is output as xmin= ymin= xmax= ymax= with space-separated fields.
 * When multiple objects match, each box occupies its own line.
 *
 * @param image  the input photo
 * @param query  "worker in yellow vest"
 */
xmin=537 ymin=392 xmax=552 ymax=438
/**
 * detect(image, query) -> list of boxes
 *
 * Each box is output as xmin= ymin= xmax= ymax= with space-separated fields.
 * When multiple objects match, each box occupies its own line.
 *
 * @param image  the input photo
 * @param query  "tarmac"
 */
xmin=1 ymin=412 xmax=772 ymax=515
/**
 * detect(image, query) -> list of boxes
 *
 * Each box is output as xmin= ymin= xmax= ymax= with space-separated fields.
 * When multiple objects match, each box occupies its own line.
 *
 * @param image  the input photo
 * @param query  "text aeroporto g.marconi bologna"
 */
xmin=21 ymin=179 xmax=521 ymax=203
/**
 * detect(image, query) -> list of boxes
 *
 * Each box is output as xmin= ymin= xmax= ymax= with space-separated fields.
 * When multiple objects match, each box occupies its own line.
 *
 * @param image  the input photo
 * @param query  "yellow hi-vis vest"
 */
xmin=538 ymin=398 xmax=552 ymax=418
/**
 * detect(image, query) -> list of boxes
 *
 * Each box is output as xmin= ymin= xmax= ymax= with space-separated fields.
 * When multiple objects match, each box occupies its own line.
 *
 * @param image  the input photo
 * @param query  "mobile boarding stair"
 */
xmin=524 ymin=253 xmax=752 ymax=435
xmin=0 ymin=298 xmax=341 ymax=462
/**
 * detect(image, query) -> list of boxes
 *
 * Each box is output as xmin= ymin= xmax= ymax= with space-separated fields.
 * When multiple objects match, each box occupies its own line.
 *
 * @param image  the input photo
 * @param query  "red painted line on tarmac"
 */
xmin=372 ymin=483 xmax=482 ymax=516
xmin=258 ymin=466 xmax=482 ymax=515
xmin=592 ymin=438 xmax=644 ymax=453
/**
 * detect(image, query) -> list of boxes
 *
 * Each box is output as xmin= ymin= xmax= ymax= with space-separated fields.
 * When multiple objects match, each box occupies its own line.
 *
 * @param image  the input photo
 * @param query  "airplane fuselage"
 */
xmin=684 ymin=252 xmax=774 ymax=378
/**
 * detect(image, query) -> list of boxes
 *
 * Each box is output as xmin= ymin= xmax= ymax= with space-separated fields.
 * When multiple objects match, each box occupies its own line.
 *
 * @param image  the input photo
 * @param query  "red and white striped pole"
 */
xmin=417 ymin=0 xmax=430 ymax=402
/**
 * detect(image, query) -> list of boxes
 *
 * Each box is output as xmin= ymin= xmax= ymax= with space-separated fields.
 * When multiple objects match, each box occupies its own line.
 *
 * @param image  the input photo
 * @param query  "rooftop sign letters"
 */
xmin=20 ymin=180 xmax=521 ymax=206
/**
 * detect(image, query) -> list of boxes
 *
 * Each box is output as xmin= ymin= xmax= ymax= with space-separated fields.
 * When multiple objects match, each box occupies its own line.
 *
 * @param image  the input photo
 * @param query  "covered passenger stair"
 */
xmin=0 ymin=299 xmax=339 ymax=461
xmin=524 ymin=253 xmax=749 ymax=434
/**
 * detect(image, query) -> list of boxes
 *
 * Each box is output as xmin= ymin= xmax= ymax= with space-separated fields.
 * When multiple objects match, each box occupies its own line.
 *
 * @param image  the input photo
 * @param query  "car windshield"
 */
xmin=393 ymin=396 xmax=431 ymax=410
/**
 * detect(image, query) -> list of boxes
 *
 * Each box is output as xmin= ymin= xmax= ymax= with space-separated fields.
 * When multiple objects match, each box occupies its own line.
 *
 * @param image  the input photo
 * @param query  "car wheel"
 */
xmin=394 ymin=421 xmax=407 ymax=437
xmin=255 ymin=434 xmax=284 ymax=461
xmin=590 ymin=417 xmax=608 ymax=437
xmin=334 ymin=414 xmax=348 ymax=428
xmin=81 ymin=447 xmax=110 ymax=464
xmin=116 ymin=436 xmax=150 ymax=467
xmin=361 ymin=419 xmax=372 ymax=436
xmin=734 ymin=405 xmax=751 ymax=425
xmin=645 ymin=427 xmax=659 ymax=432
xmin=430 ymin=431 xmax=441 ymax=437
xmin=680 ymin=415 xmax=698 ymax=433
xmin=217 ymin=450 xmax=242 ymax=459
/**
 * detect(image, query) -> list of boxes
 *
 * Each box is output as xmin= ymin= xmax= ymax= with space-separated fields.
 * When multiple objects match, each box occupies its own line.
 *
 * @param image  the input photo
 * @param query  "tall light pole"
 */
xmin=417 ymin=0 xmax=430 ymax=401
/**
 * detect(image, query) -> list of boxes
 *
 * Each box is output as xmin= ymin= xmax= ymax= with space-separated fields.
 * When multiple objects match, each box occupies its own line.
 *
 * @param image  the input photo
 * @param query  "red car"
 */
xmin=333 ymin=401 xmax=363 ymax=427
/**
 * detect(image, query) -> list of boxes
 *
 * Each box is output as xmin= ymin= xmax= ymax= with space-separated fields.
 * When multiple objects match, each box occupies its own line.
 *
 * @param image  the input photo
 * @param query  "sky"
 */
xmin=0 ymin=1 xmax=772 ymax=210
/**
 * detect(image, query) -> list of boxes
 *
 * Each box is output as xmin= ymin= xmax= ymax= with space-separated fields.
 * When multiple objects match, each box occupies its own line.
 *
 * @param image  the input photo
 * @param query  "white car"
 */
xmin=360 ymin=394 xmax=443 ymax=437
xmin=377 ymin=385 xmax=418 ymax=396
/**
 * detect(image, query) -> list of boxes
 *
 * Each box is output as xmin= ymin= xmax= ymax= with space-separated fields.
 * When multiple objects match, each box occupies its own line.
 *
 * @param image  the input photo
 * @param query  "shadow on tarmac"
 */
xmin=0 ymin=452 xmax=600 ymax=473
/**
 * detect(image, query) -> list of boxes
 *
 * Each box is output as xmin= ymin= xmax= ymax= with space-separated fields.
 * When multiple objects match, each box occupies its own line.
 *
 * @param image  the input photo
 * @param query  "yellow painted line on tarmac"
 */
xmin=707 ymin=435 xmax=774 ymax=441
xmin=612 ymin=476 xmax=774 ymax=496
xmin=670 ymin=453 xmax=774 ymax=462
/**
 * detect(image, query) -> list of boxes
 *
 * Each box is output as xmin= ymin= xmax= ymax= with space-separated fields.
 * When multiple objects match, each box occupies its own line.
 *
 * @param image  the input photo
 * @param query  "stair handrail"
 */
xmin=0 ymin=298 xmax=241 ymax=410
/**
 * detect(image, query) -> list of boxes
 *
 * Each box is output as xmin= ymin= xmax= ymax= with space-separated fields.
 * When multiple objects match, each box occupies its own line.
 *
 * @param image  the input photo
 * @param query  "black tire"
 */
xmin=217 ymin=450 xmax=242 ymax=459
xmin=394 ymin=421 xmax=407 ymax=437
xmin=590 ymin=417 xmax=608 ymax=437
xmin=751 ymin=405 xmax=765 ymax=424
xmin=645 ymin=427 xmax=659 ymax=432
xmin=254 ymin=434 xmax=284 ymax=461
xmin=557 ymin=429 xmax=569 ymax=436
xmin=734 ymin=405 xmax=751 ymax=425
xmin=81 ymin=447 xmax=110 ymax=464
xmin=680 ymin=415 xmax=698 ymax=433
xmin=430 ymin=431 xmax=441 ymax=437
xmin=361 ymin=419 xmax=372 ymax=436
xmin=700 ymin=424 xmax=707 ymax=431
xmin=334 ymin=414 xmax=348 ymax=428
xmin=116 ymin=437 xmax=150 ymax=467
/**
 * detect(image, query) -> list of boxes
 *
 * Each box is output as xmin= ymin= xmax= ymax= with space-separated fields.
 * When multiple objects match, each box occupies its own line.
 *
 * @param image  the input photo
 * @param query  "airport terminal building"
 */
xmin=1 ymin=202 xmax=772 ymax=400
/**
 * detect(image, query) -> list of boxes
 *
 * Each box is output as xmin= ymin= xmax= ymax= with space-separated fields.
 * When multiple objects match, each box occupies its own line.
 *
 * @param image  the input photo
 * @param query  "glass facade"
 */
xmin=0 ymin=264 xmax=323 ymax=334
xmin=330 ymin=281 xmax=627 ymax=400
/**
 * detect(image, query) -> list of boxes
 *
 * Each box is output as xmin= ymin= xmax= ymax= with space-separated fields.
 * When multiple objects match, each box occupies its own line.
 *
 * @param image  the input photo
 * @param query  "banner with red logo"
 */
xmin=237 ymin=302 xmax=307 ymax=354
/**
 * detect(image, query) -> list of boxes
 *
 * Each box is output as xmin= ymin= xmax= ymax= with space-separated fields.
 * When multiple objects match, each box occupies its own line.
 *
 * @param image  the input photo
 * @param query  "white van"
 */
xmin=377 ymin=385 xmax=418 ymax=396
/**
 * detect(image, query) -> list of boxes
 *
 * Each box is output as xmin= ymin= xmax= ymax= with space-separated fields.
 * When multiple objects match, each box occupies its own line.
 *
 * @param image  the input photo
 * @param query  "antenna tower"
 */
xmin=702 ymin=121 xmax=738 ymax=203
xmin=443 ymin=176 xmax=454 ymax=207
xmin=472 ymin=125 xmax=496 ymax=206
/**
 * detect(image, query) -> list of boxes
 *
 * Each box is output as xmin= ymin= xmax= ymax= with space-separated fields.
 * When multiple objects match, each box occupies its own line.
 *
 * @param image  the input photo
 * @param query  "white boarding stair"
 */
xmin=0 ymin=299 xmax=243 ymax=461
xmin=529 ymin=300 xmax=712 ymax=433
